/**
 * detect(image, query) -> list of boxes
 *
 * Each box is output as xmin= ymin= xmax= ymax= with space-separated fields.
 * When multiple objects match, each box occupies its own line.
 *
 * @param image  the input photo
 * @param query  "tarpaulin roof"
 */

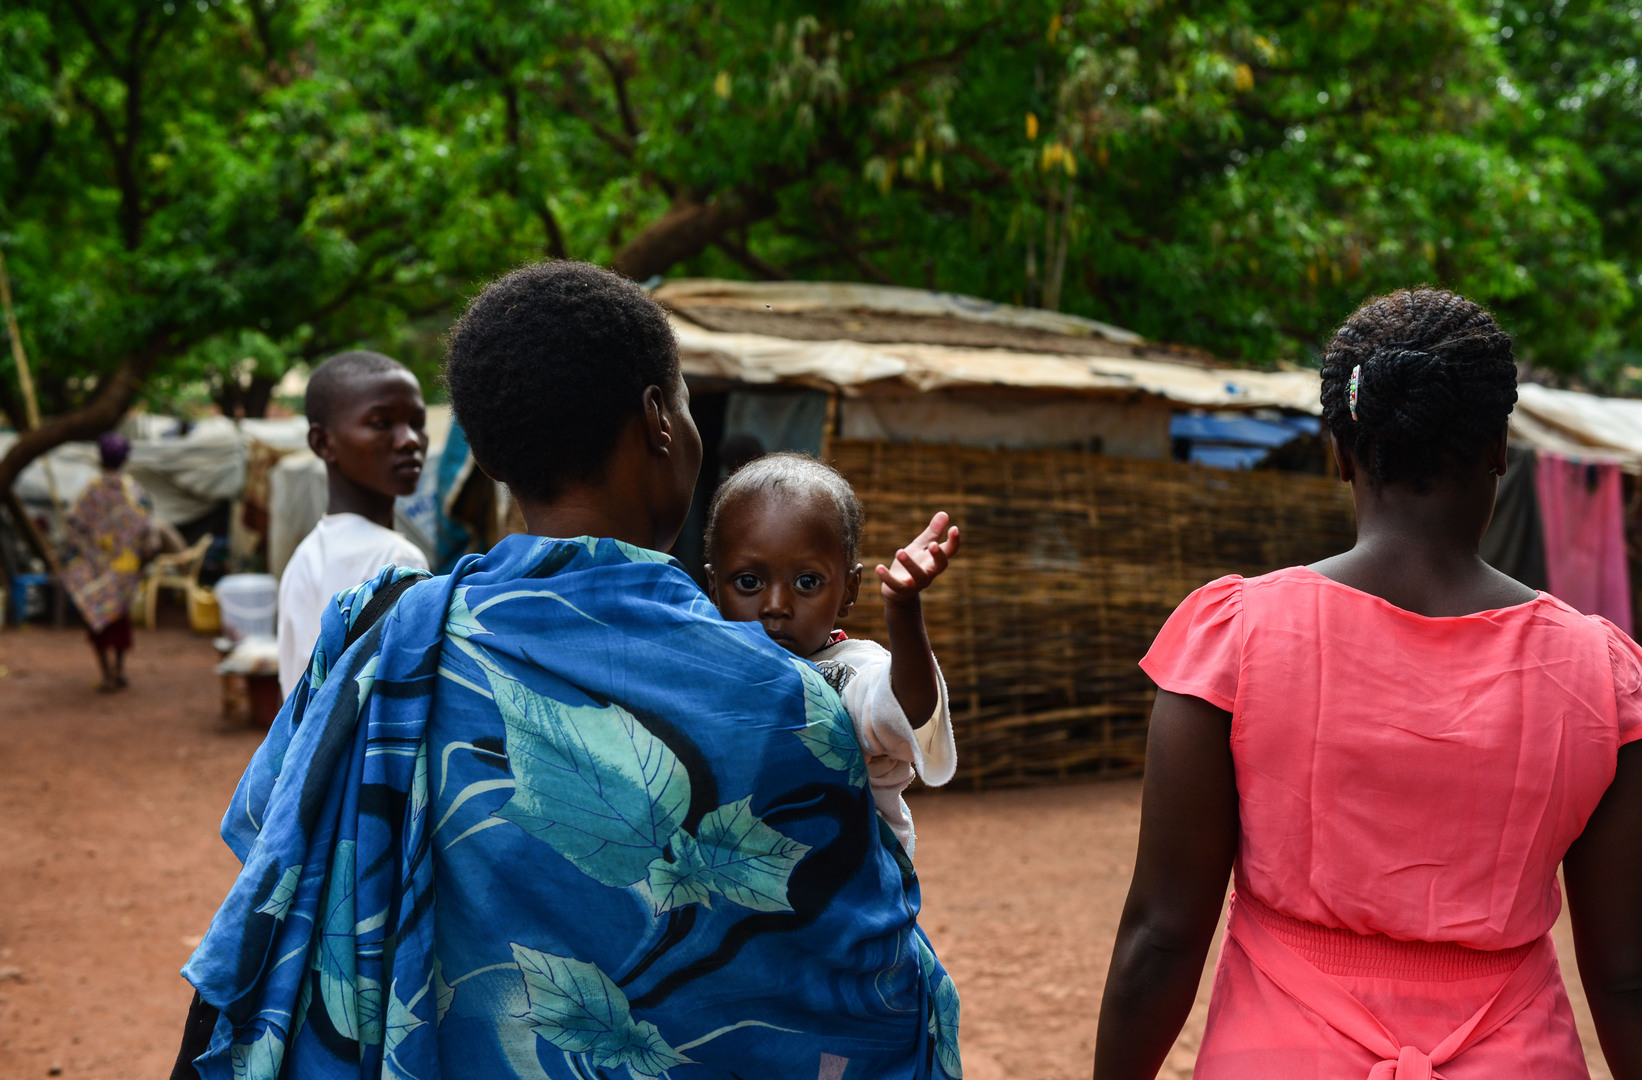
xmin=662 ymin=282 xmax=1642 ymax=443
xmin=666 ymin=297 xmax=1324 ymax=412
xmin=3 ymin=417 xmax=253 ymax=525
xmin=656 ymin=278 xmax=1147 ymax=346
xmin=1510 ymin=383 xmax=1642 ymax=468
xmin=658 ymin=280 xmax=1335 ymax=412
xmin=3 ymin=410 xmax=455 ymax=528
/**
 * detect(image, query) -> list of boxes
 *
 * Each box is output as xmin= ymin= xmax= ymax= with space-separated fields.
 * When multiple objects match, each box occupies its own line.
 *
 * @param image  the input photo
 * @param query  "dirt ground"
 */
xmin=0 ymin=626 xmax=1615 ymax=1080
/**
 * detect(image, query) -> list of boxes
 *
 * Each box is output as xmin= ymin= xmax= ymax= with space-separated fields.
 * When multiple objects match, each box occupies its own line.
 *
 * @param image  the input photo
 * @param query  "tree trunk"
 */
xmin=610 ymin=191 xmax=775 ymax=282
xmin=0 ymin=351 xmax=157 ymax=498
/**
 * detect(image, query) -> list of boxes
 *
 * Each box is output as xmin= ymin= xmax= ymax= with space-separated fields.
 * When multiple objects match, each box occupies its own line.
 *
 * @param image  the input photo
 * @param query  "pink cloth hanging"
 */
xmin=1534 ymin=453 xmax=1633 ymax=635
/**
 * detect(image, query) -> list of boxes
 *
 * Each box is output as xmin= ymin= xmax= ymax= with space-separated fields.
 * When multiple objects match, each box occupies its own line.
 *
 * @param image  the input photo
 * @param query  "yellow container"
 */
xmin=187 ymin=584 xmax=222 ymax=634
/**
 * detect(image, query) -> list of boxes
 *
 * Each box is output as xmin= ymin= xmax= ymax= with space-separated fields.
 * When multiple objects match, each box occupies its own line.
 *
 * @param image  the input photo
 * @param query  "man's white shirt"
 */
xmin=276 ymin=513 xmax=429 ymax=697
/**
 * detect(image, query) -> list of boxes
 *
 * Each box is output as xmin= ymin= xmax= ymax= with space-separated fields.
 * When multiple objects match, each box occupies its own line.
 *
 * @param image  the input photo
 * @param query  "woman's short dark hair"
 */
xmin=1319 ymin=288 xmax=1517 ymax=492
xmin=444 ymin=261 xmax=680 ymax=502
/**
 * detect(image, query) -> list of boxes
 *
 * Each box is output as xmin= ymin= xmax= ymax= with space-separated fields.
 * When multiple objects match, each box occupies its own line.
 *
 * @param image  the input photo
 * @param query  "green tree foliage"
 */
xmin=1 ymin=0 xmax=1636 ymax=492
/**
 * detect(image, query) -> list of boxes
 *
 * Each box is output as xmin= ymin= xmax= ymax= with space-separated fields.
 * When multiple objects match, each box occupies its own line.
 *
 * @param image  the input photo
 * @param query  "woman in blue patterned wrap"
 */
xmin=172 ymin=261 xmax=962 ymax=1080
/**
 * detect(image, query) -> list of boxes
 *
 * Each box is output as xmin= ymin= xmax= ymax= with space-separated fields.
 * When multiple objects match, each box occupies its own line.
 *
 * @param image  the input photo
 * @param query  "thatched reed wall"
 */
xmin=827 ymin=439 xmax=1356 ymax=788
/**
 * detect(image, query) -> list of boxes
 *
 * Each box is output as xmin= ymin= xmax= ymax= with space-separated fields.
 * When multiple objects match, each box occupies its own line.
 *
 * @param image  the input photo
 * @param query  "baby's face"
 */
xmin=707 ymin=494 xmax=861 ymax=658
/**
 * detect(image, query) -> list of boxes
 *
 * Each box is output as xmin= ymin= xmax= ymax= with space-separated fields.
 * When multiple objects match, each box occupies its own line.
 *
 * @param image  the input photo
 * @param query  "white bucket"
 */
xmin=214 ymin=573 xmax=278 ymax=641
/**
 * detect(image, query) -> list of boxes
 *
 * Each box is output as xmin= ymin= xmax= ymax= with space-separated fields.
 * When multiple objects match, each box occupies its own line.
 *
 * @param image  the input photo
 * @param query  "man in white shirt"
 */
xmin=277 ymin=351 xmax=431 ymax=697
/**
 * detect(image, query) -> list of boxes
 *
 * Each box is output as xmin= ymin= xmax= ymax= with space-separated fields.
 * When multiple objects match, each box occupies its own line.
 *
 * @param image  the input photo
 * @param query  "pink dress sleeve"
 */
xmin=1139 ymin=575 xmax=1244 ymax=713
xmin=1606 ymin=624 xmax=1642 ymax=746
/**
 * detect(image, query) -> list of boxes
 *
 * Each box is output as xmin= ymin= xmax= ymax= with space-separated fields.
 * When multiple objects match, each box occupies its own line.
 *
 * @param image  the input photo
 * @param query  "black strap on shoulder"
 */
xmin=343 ymin=573 xmax=424 ymax=652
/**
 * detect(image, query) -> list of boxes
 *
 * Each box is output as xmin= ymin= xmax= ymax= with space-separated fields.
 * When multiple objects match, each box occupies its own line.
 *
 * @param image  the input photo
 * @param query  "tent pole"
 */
xmin=0 ymin=245 xmax=68 ymax=533
xmin=0 ymin=245 xmax=40 ymax=433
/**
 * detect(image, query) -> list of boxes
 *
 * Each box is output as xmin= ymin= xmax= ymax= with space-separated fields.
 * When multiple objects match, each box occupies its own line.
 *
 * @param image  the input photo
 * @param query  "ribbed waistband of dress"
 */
xmin=1237 ymin=893 xmax=1537 ymax=983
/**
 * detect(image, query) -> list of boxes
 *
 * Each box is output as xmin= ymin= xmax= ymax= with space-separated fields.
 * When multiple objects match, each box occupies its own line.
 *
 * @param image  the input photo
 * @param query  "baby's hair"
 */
xmin=705 ymin=452 xmax=864 ymax=568
xmin=305 ymin=350 xmax=409 ymax=429
xmin=1319 ymin=287 xmax=1517 ymax=492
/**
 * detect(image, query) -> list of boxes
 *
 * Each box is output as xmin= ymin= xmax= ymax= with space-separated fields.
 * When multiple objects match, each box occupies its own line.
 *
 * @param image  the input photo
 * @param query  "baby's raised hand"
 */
xmin=875 ymin=511 xmax=961 ymax=603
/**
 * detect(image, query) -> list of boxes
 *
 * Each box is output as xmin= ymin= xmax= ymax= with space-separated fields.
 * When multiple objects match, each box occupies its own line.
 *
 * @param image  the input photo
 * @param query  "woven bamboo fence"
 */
xmin=826 ymin=439 xmax=1357 ymax=788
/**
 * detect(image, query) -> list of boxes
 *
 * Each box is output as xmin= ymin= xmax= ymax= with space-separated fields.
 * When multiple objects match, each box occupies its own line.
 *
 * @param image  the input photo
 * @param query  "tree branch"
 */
xmin=0 ymin=367 xmax=24 ymax=432
xmin=814 ymin=198 xmax=894 ymax=284
xmin=713 ymin=236 xmax=790 ymax=280
xmin=554 ymin=93 xmax=637 ymax=158
xmin=538 ymin=199 xmax=569 ymax=260
xmin=610 ymin=189 xmax=777 ymax=281
xmin=2 ymin=121 xmax=57 ymax=214
xmin=869 ymin=21 xmax=1007 ymax=91
xmin=589 ymin=45 xmax=642 ymax=142
xmin=0 ymin=338 xmax=170 ymax=498
xmin=61 ymin=0 xmax=121 ymax=73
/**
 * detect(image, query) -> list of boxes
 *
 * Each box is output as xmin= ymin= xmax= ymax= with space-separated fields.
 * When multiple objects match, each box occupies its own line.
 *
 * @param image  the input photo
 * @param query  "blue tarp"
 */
xmin=1171 ymin=413 xmax=1320 ymax=470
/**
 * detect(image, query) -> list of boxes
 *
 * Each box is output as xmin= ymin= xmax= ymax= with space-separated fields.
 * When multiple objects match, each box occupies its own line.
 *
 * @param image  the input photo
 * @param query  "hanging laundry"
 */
xmin=1534 ymin=452 xmax=1633 ymax=635
xmin=1481 ymin=445 xmax=1549 ymax=591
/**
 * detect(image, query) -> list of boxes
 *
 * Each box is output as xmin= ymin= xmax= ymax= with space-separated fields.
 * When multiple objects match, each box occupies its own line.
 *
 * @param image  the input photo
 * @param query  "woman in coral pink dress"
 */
xmin=1094 ymin=289 xmax=1642 ymax=1079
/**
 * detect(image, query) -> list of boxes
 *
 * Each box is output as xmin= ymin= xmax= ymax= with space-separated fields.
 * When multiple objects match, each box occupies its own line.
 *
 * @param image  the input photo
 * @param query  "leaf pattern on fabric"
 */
xmin=315 ymin=840 xmax=363 ymax=1041
xmin=511 ymin=942 xmax=691 ymax=1080
xmin=189 ymin=540 xmax=956 ymax=1080
xmin=306 ymin=639 xmax=329 ymax=692
xmin=482 ymin=657 xmax=690 ymax=890
xmin=643 ymin=836 xmax=715 ymax=915
xmin=253 ymin=866 xmax=301 ymax=921
xmin=611 ymin=540 xmax=675 ymax=566
xmin=354 ymin=653 xmax=381 ymax=710
xmin=384 ymin=978 xmax=428 ymax=1060
xmin=918 ymin=934 xmax=963 ymax=1078
xmin=358 ymin=975 xmax=385 ymax=1048
xmin=696 ymin=798 xmax=810 ymax=912
xmin=434 ymin=958 xmax=455 ymax=1025
xmin=409 ymin=742 xmax=429 ymax=835
xmin=642 ymin=799 xmax=809 ymax=915
xmin=228 ymin=1025 xmax=285 ymax=1080
xmin=445 ymin=587 xmax=488 ymax=640
xmin=789 ymin=657 xmax=866 ymax=787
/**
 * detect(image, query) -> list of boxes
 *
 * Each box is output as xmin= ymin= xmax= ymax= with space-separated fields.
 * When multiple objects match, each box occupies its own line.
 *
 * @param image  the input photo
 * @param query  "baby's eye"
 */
xmin=732 ymin=573 xmax=762 ymax=591
xmin=795 ymin=573 xmax=823 ymax=591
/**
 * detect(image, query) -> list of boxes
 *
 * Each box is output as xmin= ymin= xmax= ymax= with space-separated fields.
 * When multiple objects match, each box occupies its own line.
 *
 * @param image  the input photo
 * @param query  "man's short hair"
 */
xmin=305 ymin=350 xmax=409 ymax=428
xmin=443 ymin=261 xmax=681 ymax=502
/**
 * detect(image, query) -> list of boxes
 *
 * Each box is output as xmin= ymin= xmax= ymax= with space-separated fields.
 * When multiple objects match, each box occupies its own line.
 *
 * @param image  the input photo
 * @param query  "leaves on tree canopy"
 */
xmin=2 ymin=0 xmax=1639 ymax=436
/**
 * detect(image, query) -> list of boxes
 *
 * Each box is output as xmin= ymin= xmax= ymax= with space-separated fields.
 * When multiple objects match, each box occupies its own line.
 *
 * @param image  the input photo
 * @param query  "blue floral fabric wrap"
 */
xmin=182 ymin=534 xmax=962 ymax=1080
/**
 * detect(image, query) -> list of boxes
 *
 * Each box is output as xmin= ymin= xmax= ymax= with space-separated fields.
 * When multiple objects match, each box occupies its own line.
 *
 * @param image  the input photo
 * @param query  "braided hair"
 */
xmin=1319 ymin=288 xmax=1517 ymax=492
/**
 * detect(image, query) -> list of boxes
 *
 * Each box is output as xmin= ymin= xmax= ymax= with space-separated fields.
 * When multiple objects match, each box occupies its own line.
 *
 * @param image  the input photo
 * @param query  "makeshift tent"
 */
xmin=655 ymin=279 xmax=1349 ymax=786
xmin=3 ymin=416 xmax=267 ymax=528
xmin=1508 ymin=383 xmax=1642 ymax=468
xmin=2 ymin=408 xmax=455 ymax=596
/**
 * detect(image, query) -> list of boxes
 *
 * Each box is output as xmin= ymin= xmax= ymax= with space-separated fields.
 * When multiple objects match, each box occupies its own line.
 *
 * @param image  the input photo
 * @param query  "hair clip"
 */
xmin=1348 ymin=364 xmax=1361 ymax=422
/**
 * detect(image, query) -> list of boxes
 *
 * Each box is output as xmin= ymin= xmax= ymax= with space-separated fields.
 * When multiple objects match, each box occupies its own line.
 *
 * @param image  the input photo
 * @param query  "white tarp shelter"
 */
xmin=659 ymin=279 xmax=1642 ymax=466
xmin=657 ymin=279 xmax=1322 ymax=462
xmin=4 ymin=408 xmax=452 ymax=576
xmin=1509 ymin=383 xmax=1642 ymax=469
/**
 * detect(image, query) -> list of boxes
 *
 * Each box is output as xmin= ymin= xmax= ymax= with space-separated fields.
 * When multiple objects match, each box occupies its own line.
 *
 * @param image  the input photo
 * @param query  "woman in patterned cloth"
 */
xmin=60 ymin=432 xmax=167 ymax=691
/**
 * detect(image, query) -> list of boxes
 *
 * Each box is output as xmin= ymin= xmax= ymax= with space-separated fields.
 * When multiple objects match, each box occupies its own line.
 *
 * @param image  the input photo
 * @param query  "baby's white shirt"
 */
xmin=807 ymin=635 xmax=957 ymax=858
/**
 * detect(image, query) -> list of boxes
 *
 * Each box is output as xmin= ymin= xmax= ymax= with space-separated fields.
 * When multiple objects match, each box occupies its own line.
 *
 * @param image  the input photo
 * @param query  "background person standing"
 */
xmin=59 ymin=432 xmax=172 ymax=691
xmin=275 ymin=349 xmax=429 ymax=698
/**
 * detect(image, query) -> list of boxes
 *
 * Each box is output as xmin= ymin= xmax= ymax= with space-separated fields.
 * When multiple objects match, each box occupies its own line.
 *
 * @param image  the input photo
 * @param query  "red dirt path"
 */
xmin=0 ymin=626 xmax=1614 ymax=1080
